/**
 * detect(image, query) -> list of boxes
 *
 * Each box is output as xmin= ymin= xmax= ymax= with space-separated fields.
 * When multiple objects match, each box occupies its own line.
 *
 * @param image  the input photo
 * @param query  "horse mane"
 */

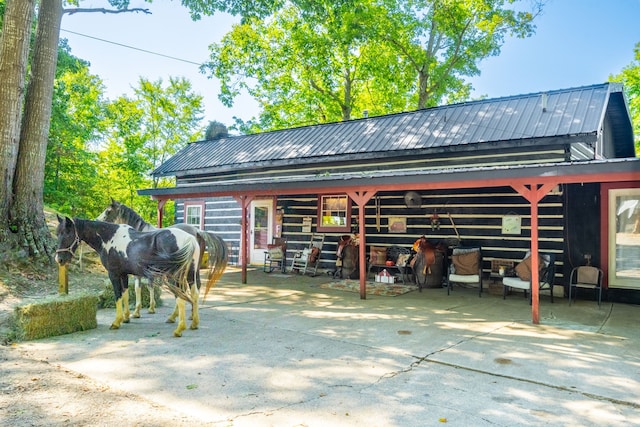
xmin=116 ymin=202 xmax=155 ymax=232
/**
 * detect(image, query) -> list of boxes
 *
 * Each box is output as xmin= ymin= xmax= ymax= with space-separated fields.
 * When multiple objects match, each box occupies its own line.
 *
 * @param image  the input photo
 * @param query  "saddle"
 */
xmin=336 ymin=235 xmax=358 ymax=265
xmin=334 ymin=234 xmax=359 ymax=279
xmin=410 ymin=236 xmax=439 ymax=275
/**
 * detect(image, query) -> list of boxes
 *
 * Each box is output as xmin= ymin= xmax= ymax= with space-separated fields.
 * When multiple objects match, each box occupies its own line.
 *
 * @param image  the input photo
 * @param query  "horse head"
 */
xmin=54 ymin=215 xmax=80 ymax=265
xmin=96 ymin=198 xmax=121 ymax=223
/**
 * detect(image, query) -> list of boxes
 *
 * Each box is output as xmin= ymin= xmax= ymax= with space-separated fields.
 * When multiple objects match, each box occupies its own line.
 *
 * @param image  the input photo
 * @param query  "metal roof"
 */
xmin=153 ymin=82 xmax=631 ymax=177
xmin=139 ymin=158 xmax=640 ymax=198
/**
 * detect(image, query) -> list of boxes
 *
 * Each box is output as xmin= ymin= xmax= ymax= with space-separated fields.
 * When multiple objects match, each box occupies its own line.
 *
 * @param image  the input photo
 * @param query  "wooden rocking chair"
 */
xmin=291 ymin=233 xmax=325 ymax=276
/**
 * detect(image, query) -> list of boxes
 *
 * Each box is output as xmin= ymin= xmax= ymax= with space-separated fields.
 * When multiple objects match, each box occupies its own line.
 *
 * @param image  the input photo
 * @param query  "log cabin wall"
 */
xmin=278 ymin=186 xmax=566 ymax=287
xmin=175 ymin=196 xmax=242 ymax=266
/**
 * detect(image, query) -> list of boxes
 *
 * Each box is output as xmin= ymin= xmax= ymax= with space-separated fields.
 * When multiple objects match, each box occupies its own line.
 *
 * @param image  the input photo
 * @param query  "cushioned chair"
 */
xmin=569 ymin=265 xmax=604 ymax=307
xmin=263 ymin=238 xmax=287 ymax=273
xmin=447 ymin=247 xmax=482 ymax=297
xmin=503 ymin=252 xmax=555 ymax=303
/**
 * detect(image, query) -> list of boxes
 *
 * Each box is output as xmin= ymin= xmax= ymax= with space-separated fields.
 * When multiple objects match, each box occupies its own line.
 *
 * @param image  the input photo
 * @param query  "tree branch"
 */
xmin=63 ymin=7 xmax=151 ymax=16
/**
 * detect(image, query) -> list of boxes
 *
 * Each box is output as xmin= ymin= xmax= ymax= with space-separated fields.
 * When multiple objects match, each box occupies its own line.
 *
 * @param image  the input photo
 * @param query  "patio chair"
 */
xmin=388 ymin=245 xmax=413 ymax=284
xmin=569 ymin=265 xmax=603 ymax=307
xmin=367 ymin=245 xmax=413 ymax=285
xmin=503 ymin=252 xmax=555 ymax=303
xmin=263 ymin=237 xmax=287 ymax=273
xmin=291 ymin=233 xmax=325 ymax=276
xmin=447 ymin=247 xmax=483 ymax=296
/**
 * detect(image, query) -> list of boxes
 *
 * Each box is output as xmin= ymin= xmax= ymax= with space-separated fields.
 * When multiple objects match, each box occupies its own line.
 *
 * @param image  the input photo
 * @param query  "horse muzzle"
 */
xmin=54 ymin=253 xmax=70 ymax=266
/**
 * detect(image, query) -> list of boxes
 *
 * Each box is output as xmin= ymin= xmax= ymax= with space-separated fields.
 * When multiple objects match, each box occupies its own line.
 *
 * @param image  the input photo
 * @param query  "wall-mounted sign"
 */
xmin=501 ymin=215 xmax=522 ymax=235
xmin=302 ymin=217 xmax=312 ymax=233
xmin=389 ymin=217 xmax=407 ymax=233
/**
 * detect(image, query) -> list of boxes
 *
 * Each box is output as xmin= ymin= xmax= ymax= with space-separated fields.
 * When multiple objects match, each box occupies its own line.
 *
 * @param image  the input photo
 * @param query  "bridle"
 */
xmin=55 ymin=218 xmax=81 ymax=257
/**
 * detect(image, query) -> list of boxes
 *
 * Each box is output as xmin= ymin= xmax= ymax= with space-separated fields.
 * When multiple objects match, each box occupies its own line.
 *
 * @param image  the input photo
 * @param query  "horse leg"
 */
xmin=189 ymin=281 xmax=200 ymax=330
xmin=166 ymin=300 xmax=178 ymax=323
xmin=186 ymin=263 xmax=201 ymax=322
xmin=147 ymin=279 xmax=156 ymax=314
xmin=109 ymin=275 xmax=127 ymax=329
xmin=133 ymin=276 xmax=142 ymax=318
xmin=123 ymin=287 xmax=131 ymax=323
xmin=173 ymin=297 xmax=187 ymax=337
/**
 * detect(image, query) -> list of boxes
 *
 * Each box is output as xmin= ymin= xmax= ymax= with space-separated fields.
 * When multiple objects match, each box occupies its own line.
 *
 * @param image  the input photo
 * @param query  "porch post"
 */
xmin=235 ymin=195 xmax=254 ymax=284
xmin=512 ymin=182 xmax=557 ymax=324
xmin=156 ymin=199 xmax=167 ymax=228
xmin=347 ymin=190 xmax=376 ymax=299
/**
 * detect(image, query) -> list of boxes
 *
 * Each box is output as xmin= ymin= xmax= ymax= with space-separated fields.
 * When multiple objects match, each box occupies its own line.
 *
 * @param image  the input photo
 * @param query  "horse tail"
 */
xmin=142 ymin=236 xmax=197 ymax=303
xmin=197 ymin=230 xmax=229 ymax=300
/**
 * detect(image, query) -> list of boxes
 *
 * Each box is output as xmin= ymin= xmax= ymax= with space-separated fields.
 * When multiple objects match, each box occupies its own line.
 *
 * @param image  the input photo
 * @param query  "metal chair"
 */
xmin=503 ymin=253 xmax=555 ymax=303
xmin=263 ymin=238 xmax=287 ymax=273
xmin=291 ymin=233 xmax=324 ymax=276
xmin=388 ymin=245 xmax=413 ymax=284
xmin=569 ymin=265 xmax=604 ymax=307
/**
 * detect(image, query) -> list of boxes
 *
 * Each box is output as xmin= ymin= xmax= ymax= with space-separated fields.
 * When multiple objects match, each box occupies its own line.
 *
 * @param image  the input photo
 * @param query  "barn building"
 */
xmin=139 ymin=82 xmax=640 ymax=320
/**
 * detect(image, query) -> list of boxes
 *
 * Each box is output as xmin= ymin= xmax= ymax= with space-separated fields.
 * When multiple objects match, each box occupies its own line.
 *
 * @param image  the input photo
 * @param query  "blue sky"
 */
xmin=61 ymin=0 xmax=640 ymax=127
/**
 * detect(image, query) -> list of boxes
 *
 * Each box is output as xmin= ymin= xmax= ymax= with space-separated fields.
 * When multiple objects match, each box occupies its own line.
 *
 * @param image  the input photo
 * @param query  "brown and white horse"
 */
xmin=55 ymin=216 xmax=201 ymax=337
xmin=97 ymin=199 xmax=228 ymax=321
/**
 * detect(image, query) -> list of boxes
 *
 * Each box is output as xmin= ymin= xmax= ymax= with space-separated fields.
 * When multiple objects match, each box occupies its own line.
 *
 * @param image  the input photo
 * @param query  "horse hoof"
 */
xmin=109 ymin=324 xmax=120 ymax=330
xmin=190 ymin=324 xmax=199 ymax=330
xmin=173 ymin=331 xmax=183 ymax=337
xmin=123 ymin=318 xmax=130 ymax=323
xmin=133 ymin=313 xmax=140 ymax=319
xmin=148 ymin=309 xmax=156 ymax=314
xmin=166 ymin=318 xmax=175 ymax=324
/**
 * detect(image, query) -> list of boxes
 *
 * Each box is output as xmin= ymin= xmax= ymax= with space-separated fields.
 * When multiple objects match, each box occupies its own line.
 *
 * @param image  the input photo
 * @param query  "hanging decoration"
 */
xmin=430 ymin=209 xmax=440 ymax=230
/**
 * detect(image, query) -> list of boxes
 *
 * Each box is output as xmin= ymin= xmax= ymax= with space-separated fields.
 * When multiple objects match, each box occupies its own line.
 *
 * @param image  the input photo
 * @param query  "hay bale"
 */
xmin=14 ymin=294 xmax=98 ymax=341
xmin=98 ymin=281 xmax=163 ymax=309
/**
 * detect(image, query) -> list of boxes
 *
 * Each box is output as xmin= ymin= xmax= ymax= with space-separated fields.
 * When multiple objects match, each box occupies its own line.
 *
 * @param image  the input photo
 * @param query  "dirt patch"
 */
xmin=0 ymin=211 xmax=210 ymax=425
xmin=0 ymin=344 xmax=210 ymax=426
xmin=0 ymin=257 xmax=214 ymax=425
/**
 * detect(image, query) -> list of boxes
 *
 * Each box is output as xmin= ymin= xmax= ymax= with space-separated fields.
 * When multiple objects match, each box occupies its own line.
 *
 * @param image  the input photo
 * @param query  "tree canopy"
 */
xmin=201 ymin=0 xmax=542 ymax=131
xmin=1 ymin=0 xmax=638 ymax=263
xmin=610 ymin=41 xmax=640 ymax=156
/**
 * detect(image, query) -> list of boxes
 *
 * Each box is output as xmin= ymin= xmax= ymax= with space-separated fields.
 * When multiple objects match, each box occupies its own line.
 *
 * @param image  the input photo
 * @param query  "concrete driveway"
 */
xmin=15 ymin=269 xmax=640 ymax=426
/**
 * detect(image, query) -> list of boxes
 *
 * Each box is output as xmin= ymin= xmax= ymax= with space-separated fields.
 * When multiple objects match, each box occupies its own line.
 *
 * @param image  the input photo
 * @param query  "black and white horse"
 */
xmin=54 ymin=215 xmax=200 ymax=337
xmin=96 ymin=199 xmax=228 ymax=321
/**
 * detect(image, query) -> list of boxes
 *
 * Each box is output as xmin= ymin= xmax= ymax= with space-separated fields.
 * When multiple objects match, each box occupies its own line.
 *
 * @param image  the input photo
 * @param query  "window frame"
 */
xmin=183 ymin=201 xmax=205 ymax=230
xmin=316 ymin=194 xmax=352 ymax=233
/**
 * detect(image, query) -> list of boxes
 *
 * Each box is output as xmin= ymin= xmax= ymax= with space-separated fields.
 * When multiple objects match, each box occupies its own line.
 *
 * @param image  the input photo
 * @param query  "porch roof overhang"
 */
xmin=138 ymin=158 xmax=640 ymax=200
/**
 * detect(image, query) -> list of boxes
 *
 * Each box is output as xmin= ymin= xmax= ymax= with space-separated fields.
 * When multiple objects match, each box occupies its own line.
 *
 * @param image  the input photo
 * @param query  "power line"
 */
xmin=61 ymin=28 xmax=204 ymax=66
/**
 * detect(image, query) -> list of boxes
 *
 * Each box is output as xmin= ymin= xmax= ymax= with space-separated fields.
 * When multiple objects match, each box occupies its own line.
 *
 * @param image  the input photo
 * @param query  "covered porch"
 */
xmin=140 ymin=158 xmax=640 ymax=325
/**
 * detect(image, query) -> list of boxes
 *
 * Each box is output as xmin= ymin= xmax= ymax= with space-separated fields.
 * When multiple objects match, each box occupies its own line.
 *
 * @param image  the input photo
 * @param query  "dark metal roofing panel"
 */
xmin=140 ymin=158 xmax=640 ymax=198
xmin=153 ymin=83 xmax=628 ymax=177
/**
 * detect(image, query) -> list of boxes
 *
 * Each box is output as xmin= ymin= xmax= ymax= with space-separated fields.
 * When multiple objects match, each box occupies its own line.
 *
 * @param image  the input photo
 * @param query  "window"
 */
xmin=317 ymin=194 xmax=351 ymax=232
xmin=609 ymin=188 xmax=640 ymax=289
xmin=184 ymin=201 xmax=204 ymax=230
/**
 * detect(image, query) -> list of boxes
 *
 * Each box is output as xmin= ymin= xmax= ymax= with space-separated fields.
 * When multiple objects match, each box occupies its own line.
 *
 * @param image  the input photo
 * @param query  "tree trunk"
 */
xmin=0 ymin=0 xmax=37 ymax=241
xmin=417 ymin=69 xmax=429 ymax=110
xmin=10 ymin=0 xmax=63 ymax=259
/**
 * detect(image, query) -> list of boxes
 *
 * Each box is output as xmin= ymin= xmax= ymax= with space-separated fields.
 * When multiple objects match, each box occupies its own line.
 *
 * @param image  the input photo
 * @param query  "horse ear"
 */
xmin=56 ymin=215 xmax=72 ymax=225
